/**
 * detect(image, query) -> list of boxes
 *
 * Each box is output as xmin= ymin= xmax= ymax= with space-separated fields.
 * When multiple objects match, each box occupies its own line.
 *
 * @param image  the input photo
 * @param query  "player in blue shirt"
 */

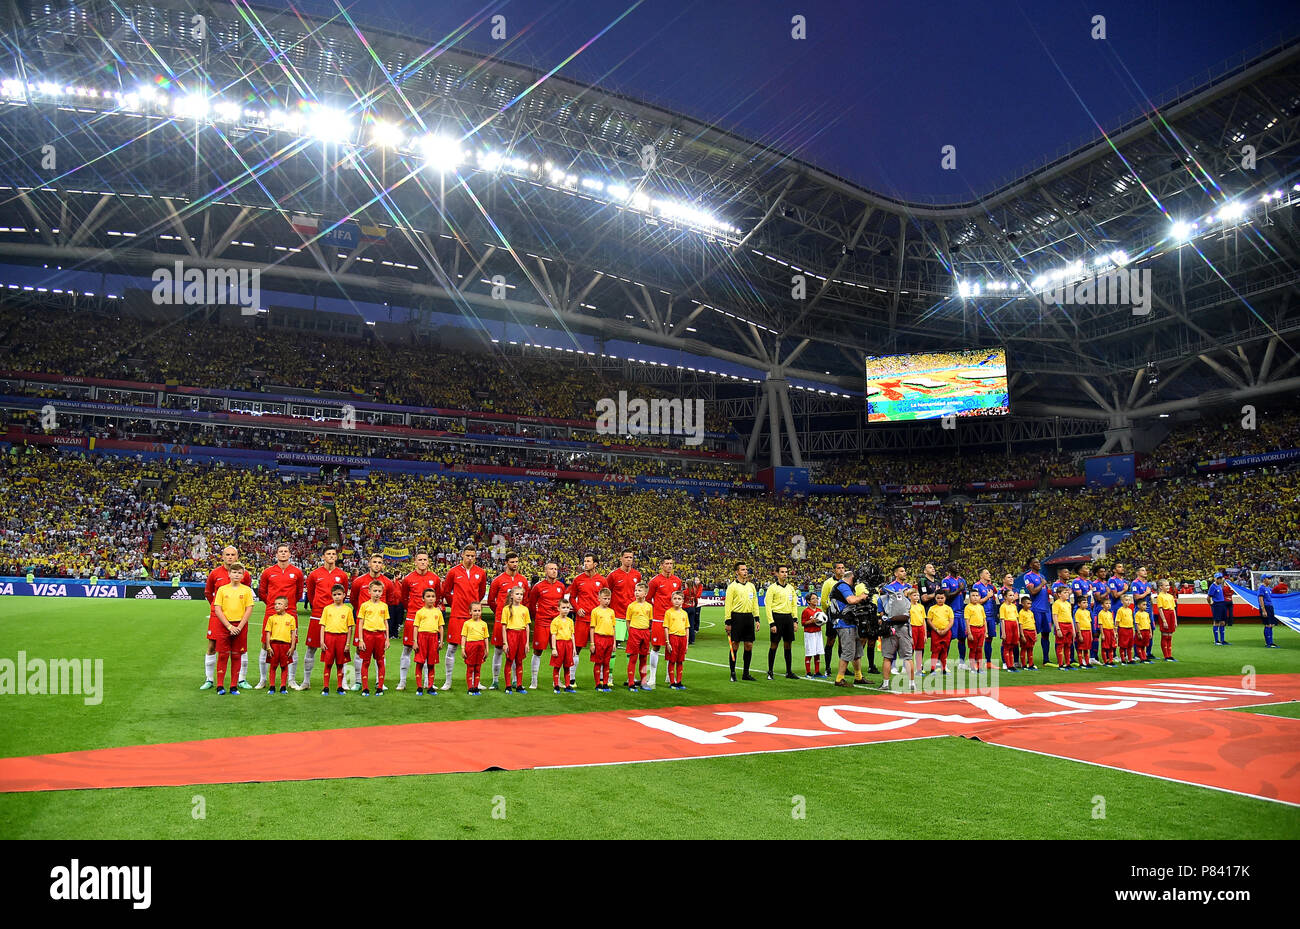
xmin=1256 ymin=574 xmax=1279 ymax=648
xmin=1107 ymin=564 xmax=1130 ymax=615
xmin=1131 ymin=566 xmax=1153 ymax=617
xmin=1023 ymin=557 xmax=1051 ymax=667
xmin=942 ymin=565 xmax=968 ymax=668
xmin=1070 ymin=566 xmax=1093 ymax=665
xmin=1207 ymin=573 xmax=1229 ymax=644
xmin=1090 ymin=571 xmax=1109 ymax=663
xmin=972 ymin=569 xmax=998 ymax=667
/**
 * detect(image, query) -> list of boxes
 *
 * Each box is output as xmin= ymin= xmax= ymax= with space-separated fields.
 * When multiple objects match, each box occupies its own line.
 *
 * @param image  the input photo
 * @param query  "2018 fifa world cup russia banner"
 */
xmin=1197 ymin=447 xmax=1300 ymax=472
xmin=1085 ymin=453 xmax=1135 ymax=487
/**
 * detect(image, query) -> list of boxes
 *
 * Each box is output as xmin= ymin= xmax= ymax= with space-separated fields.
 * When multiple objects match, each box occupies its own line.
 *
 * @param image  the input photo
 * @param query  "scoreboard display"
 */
xmin=865 ymin=349 xmax=1009 ymax=423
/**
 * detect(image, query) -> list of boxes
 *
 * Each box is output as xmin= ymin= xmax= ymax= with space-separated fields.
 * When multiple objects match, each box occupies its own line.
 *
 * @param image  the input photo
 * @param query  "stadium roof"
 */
xmin=0 ymin=0 xmax=1298 ymax=457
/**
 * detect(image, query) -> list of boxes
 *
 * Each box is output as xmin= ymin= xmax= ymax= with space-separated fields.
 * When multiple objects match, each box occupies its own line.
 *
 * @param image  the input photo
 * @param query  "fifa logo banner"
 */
xmin=1085 ymin=453 xmax=1135 ymax=488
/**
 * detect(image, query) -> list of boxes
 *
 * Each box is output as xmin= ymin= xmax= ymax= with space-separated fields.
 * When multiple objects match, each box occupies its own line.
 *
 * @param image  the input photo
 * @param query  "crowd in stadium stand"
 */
xmin=0 ymin=451 xmax=169 ymax=578
xmin=0 ymin=305 xmax=733 ymax=432
xmin=816 ymin=448 xmax=1080 ymax=486
xmin=1 ymin=410 xmax=749 ymax=480
xmin=1142 ymin=411 xmax=1300 ymax=472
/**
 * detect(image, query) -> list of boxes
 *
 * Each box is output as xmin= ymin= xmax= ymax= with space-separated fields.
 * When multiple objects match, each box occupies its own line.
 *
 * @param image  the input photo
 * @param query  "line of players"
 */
xmin=200 ymin=544 xmax=695 ymax=695
xmin=762 ymin=560 xmax=1185 ymax=691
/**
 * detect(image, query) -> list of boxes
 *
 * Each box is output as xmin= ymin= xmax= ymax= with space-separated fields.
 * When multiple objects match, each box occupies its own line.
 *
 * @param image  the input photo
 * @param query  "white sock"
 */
xmin=204 ymin=653 xmax=217 ymax=683
xmin=531 ymin=653 xmax=541 ymax=687
xmin=258 ymin=649 xmax=268 ymax=683
xmin=646 ymin=650 xmax=659 ymax=683
xmin=239 ymin=653 xmax=248 ymax=682
xmin=287 ymin=654 xmax=297 ymax=686
xmin=444 ymin=644 xmax=458 ymax=683
xmin=399 ymin=647 xmax=412 ymax=686
xmin=302 ymin=648 xmax=315 ymax=685
xmin=491 ymin=647 xmax=503 ymax=685
xmin=353 ymin=654 xmax=363 ymax=684
xmin=570 ymin=653 xmax=579 ymax=686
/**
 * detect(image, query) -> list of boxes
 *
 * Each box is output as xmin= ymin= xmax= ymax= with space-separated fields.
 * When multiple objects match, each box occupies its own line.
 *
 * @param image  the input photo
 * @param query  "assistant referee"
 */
xmin=724 ymin=562 xmax=759 ymax=682
xmin=765 ymin=565 xmax=799 ymax=680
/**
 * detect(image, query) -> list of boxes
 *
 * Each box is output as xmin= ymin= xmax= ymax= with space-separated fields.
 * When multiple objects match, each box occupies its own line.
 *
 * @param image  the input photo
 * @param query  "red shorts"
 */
xmin=1002 ymin=621 xmax=1020 ymax=644
xmin=1158 ymin=611 xmax=1177 ymax=635
xmin=505 ymin=627 xmax=529 ymax=663
xmin=1102 ymin=628 xmax=1116 ymax=649
xmin=215 ymin=625 xmax=249 ymax=655
xmin=533 ymin=618 xmax=553 ymax=653
xmin=1117 ymin=627 xmax=1134 ymax=648
xmin=1055 ymin=624 xmax=1074 ymax=644
xmin=206 ymin=614 xmax=225 ymax=640
xmin=666 ymin=633 xmax=687 ymax=663
xmin=550 ymin=638 xmax=574 ymax=668
xmin=626 ymin=626 xmax=651 ymax=656
xmin=463 ymin=639 xmax=487 ymax=667
xmin=414 ymin=630 xmax=441 ymax=666
xmin=446 ymin=614 xmax=467 ymax=646
xmin=261 ymin=624 xmax=271 ymax=649
xmin=402 ymin=619 xmax=416 ymax=648
xmin=491 ymin=613 xmax=506 ymax=647
xmin=591 ymin=633 xmax=615 ymax=664
xmin=321 ymin=631 xmax=350 ymax=665
xmin=911 ymin=625 xmax=926 ymax=651
xmin=306 ymin=617 xmax=323 ymax=649
xmin=360 ymin=629 xmax=388 ymax=657
xmin=268 ymin=640 xmax=293 ymax=668
xmin=968 ymin=625 xmax=987 ymax=646
xmin=1077 ymin=629 xmax=1093 ymax=652
xmin=650 ymin=620 xmax=666 ymax=647
xmin=573 ymin=619 xmax=591 ymax=649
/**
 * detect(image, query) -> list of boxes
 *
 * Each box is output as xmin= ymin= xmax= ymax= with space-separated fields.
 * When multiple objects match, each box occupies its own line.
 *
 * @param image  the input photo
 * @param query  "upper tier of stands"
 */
xmin=0 ymin=305 xmax=736 ymax=434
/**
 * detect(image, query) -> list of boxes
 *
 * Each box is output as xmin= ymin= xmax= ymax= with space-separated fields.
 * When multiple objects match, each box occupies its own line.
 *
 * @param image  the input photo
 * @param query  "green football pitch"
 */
xmin=1 ymin=599 xmax=1297 ymax=839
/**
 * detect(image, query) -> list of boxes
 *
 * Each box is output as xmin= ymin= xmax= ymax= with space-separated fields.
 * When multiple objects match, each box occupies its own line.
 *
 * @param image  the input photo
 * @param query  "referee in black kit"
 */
xmin=765 ymin=564 xmax=800 ymax=679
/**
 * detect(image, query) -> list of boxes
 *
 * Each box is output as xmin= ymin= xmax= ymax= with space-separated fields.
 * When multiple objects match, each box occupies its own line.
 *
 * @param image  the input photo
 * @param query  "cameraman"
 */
xmin=829 ymin=567 xmax=870 ymax=687
xmin=878 ymin=565 xmax=916 ymax=691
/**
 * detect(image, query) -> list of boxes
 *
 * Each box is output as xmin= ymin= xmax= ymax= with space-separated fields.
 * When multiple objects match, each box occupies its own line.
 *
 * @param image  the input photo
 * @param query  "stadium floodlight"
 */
xmin=957 ymin=281 xmax=973 ymax=298
xmin=1219 ymin=201 xmax=1246 ymax=221
xmin=174 ymin=92 xmax=209 ymax=119
xmin=607 ymin=183 xmax=630 ymax=200
xmin=1110 ymin=249 xmax=1129 ymax=266
xmin=480 ymin=150 xmax=505 ymax=171
xmin=1170 ymin=220 xmax=1194 ymax=242
xmin=307 ymin=106 xmax=352 ymax=143
xmin=421 ymin=134 xmax=464 ymax=171
xmin=213 ymin=100 xmax=242 ymax=123
xmin=370 ymin=120 xmax=404 ymax=148
xmin=37 ymin=81 xmax=61 ymax=97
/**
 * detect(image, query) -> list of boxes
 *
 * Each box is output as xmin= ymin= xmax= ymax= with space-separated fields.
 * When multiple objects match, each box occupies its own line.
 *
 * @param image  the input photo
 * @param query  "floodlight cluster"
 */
xmin=953 ymin=184 xmax=1299 ymax=300
xmin=0 ymin=75 xmax=741 ymax=237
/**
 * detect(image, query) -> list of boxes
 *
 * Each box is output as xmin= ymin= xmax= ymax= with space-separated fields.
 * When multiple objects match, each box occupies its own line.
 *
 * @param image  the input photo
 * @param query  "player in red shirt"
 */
xmin=487 ymin=551 xmax=530 ymax=690
xmin=439 ymin=546 xmax=488 ymax=691
xmin=526 ymin=561 xmax=568 ymax=690
xmin=302 ymin=545 xmax=350 ymax=689
xmin=606 ymin=549 xmax=642 ymax=669
xmin=255 ymin=543 xmax=306 ymax=689
xmin=398 ymin=552 xmax=442 ymax=690
xmin=565 ymin=554 xmax=607 ymax=689
xmin=350 ymin=553 xmax=400 ymax=692
xmin=202 ymin=545 xmax=249 ymax=690
xmin=644 ymin=557 xmax=684 ymax=689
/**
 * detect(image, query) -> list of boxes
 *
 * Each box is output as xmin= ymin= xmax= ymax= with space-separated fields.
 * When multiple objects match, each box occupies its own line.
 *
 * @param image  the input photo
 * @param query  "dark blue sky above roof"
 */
xmin=290 ymin=0 xmax=1299 ymax=200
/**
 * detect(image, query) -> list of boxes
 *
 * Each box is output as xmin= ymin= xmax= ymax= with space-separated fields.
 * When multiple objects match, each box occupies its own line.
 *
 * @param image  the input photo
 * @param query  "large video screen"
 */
xmin=865 ymin=349 xmax=1009 ymax=423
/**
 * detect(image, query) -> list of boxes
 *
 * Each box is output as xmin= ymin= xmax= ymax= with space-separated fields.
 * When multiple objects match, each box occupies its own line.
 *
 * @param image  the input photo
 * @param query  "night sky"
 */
xmin=287 ymin=0 xmax=1300 ymax=202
